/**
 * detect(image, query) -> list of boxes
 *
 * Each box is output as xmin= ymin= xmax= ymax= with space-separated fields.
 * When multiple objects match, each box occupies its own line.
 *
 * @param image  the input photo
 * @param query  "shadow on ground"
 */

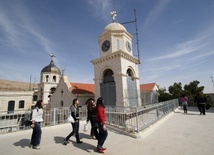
xmin=13 ymin=139 xmax=30 ymax=148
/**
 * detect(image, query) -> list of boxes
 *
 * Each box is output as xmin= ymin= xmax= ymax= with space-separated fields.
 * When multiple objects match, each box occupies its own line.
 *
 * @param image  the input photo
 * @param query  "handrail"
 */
xmin=0 ymin=99 xmax=179 ymax=134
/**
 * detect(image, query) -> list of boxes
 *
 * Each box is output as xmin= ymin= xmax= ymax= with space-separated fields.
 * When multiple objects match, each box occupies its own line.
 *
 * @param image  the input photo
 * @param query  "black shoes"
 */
xmin=64 ymin=139 xmax=83 ymax=145
xmin=63 ymin=139 xmax=69 ymax=145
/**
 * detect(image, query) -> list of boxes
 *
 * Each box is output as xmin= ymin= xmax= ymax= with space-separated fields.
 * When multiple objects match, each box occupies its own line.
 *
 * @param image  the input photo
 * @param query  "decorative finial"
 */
xmin=110 ymin=11 xmax=117 ymax=22
xmin=49 ymin=53 xmax=55 ymax=61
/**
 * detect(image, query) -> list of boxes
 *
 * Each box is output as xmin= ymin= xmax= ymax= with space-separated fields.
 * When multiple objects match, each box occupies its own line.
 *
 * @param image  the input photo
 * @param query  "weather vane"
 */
xmin=110 ymin=11 xmax=117 ymax=22
xmin=49 ymin=53 xmax=55 ymax=60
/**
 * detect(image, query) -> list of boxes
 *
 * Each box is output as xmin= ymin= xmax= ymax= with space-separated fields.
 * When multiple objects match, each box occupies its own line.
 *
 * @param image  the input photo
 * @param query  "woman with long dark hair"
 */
xmin=96 ymin=97 xmax=108 ymax=153
xmin=64 ymin=98 xmax=83 ymax=145
xmin=86 ymin=98 xmax=98 ymax=139
xmin=30 ymin=100 xmax=44 ymax=149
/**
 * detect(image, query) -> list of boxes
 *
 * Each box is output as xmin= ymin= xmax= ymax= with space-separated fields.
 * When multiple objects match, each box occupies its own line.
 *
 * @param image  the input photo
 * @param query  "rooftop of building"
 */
xmin=1 ymin=107 xmax=214 ymax=155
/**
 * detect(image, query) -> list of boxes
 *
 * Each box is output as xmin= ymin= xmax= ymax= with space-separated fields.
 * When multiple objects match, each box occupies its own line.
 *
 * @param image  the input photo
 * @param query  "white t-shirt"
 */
xmin=32 ymin=108 xmax=43 ymax=122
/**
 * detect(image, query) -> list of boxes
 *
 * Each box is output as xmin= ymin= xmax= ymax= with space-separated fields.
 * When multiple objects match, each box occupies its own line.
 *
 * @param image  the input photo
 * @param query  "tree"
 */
xmin=183 ymin=80 xmax=204 ymax=106
xmin=183 ymin=80 xmax=204 ymax=96
xmin=158 ymin=87 xmax=173 ymax=102
xmin=157 ymin=80 xmax=213 ymax=107
xmin=168 ymin=82 xmax=183 ymax=98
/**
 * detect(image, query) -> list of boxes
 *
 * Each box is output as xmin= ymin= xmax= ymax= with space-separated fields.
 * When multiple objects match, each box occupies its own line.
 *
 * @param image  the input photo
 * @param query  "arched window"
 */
xmin=8 ymin=100 xmax=15 ymax=114
xmin=127 ymin=69 xmax=134 ymax=80
xmin=103 ymin=69 xmax=114 ymax=83
xmin=50 ymin=87 xmax=56 ymax=94
xmin=126 ymin=68 xmax=138 ymax=106
xmin=19 ymin=100 xmax=25 ymax=108
xmin=53 ymin=75 xmax=56 ymax=82
xmin=33 ymin=95 xmax=38 ymax=101
xmin=61 ymin=90 xmax=64 ymax=97
xmin=46 ymin=75 xmax=49 ymax=82
xmin=60 ymin=100 xmax=64 ymax=107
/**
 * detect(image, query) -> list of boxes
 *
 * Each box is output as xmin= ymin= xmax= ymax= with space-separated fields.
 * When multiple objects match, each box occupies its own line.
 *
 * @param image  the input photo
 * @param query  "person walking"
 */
xmin=194 ymin=92 xmax=207 ymax=115
xmin=96 ymin=97 xmax=108 ymax=153
xmin=30 ymin=100 xmax=44 ymax=149
xmin=180 ymin=94 xmax=188 ymax=113
xmin=86 ymin=99 xmax=98 ymax=140
xmin=64 ymin=98 xmax=83 ymax=145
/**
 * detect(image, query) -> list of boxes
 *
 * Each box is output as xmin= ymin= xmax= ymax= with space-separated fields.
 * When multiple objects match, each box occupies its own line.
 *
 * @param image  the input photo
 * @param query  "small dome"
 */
xmin=104 ymin=22 xmax=127 ymax=32
xmin=41 ymin=60 xmax=61 ymax=75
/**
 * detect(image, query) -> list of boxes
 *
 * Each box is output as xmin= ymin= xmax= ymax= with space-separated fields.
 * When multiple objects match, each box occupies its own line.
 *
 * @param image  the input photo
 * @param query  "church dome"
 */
xmin=41 ymin=60 xmax=61 ymax=75
xmin=104 ymin=22 xmax=127 ymax=32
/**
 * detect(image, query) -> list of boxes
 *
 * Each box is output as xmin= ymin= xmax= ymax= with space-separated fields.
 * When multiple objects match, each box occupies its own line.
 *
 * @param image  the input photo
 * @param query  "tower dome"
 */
xmin=41 ymin=60 xmax=61 ymax=75
xmin=104 ymin=22 xmax=127 ymax=32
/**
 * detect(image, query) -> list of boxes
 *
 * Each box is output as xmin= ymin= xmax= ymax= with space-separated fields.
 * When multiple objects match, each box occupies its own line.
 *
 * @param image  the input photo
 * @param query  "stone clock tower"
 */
xmin=91 ymin=11 xmax=141 ymax=107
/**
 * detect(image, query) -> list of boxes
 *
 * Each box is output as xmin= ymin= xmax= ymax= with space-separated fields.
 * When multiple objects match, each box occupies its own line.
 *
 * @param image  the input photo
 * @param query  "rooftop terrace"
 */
xmin=0 ymin=107 xmax=213 ymax=155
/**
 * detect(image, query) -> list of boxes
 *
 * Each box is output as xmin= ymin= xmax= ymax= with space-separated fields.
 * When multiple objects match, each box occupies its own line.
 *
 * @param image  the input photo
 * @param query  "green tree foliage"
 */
xmin=183 ymin=80 xmax=204 ymax=96
xmin=158 ymin=87 xmax=173 ymax=102
xmin=183 ymin=80 xmax=205 ymax=106
xmin=168 ymin=82 xmax=183 ymax=98
xmin=158 ymin=80 xmax=214 ymax=107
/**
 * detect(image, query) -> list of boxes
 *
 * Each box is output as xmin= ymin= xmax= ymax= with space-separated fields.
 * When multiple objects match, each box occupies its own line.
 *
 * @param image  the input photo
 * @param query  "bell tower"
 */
xmin=38 ymin=53 xmax=61 ymax=105
xmin=91 ymin=11 xmax=141 ymax=107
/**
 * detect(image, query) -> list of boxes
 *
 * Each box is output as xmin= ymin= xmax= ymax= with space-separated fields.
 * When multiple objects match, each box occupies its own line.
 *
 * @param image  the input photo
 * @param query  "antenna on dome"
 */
xmin=211 ymin=76 xmax=214 ymax=88
xmin=121 ymin=10 xmax=141 ymax=64
xmin=61 ymin=65 xmax=66 ymax=76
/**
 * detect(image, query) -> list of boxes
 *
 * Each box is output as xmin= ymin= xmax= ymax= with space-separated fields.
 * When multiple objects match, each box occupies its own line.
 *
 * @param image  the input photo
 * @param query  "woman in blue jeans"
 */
xmin=96 ymin=97 xmax=108 ymax=153
xmin=30 ymin=100 xmax=44 ymax=149
xmin=64 ymin=98 xmax=83 ymax=145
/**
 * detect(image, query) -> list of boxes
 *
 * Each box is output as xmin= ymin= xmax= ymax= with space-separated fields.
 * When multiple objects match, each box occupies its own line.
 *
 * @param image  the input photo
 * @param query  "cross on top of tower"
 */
xmin=49 ymin=53 xmax=55 ymax=60
xmin=110 ymin=11 xmax=117 ymax=22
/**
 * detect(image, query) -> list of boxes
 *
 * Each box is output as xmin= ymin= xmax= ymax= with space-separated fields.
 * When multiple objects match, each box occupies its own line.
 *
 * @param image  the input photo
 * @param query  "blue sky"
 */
xmin=0 ymin=0 xmax=214 ymax=93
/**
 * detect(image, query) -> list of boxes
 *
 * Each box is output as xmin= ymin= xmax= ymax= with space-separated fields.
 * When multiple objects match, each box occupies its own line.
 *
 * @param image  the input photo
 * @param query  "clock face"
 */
xmin=126 ymin=41 xmax=132 ymax=52
xmin=101 ymin=40 xmax=111 ymax=52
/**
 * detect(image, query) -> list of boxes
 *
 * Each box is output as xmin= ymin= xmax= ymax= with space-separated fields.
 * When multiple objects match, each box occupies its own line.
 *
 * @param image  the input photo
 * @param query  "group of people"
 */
xmin=180 ymin=92 xmax=208 ymax=115
xmin=29 ymin=92 xmax=208 ymax=151
xmin=29 ymin=97 xmax=108 ymax=153
xmin=63 ymin=97 xmax=108 ymax=153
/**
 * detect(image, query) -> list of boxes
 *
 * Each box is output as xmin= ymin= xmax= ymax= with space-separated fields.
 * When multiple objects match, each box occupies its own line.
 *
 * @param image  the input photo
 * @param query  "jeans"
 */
xmin=182 ymin=102 xmax=188 ymax=113
xmin=65 ymin=121 xmax=80 ymax=142
xmin=97 ymin=122 xmax=108 ymax=148
xmin=31 ymin=122 xmax=42 ymax=146
xmin=89 ymin=117 xmax=97 ymax=137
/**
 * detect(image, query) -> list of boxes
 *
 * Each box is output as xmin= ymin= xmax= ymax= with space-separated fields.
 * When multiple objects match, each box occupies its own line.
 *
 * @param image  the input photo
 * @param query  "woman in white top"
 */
xmin=30 ymin=100 xmax=44 ymax=149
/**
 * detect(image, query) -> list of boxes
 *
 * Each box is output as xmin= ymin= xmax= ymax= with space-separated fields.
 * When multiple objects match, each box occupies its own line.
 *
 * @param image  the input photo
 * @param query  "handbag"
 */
xmin=83 ymin=123 xmax=89 ymax=132
xmin=67 ymin=115 xmax=75 ymax=123
xmin=206 ymin=104 xmax=211 ymax=110
xmin=23 ymin=112 xmax=32 ymax=126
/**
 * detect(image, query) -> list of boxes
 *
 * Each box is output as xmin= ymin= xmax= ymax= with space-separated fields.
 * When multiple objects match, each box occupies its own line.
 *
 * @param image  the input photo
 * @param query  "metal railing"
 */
xmin=106 ymin=99 xmax=179 ymax=133
xmin=0 ymin=99 xmax=179 ymax=134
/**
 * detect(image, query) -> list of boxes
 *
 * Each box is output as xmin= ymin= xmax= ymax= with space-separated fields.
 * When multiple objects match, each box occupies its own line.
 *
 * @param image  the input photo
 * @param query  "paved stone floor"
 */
xmin=0 ymin=107 xmax=214 ymax=155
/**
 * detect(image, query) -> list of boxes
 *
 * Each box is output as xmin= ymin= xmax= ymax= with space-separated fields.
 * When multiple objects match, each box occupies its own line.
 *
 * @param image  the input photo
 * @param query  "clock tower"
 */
xmin=91 ymin=11 xmax=141 ymax=107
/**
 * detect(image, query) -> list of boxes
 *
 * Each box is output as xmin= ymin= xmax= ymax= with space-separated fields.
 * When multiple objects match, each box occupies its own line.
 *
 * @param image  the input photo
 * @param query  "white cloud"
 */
xmin=86 ymin=0 xmax=114 ymax=22
xmin=0 ymin=12 xmax=24 ymax=47
xmin=148 ymin=33 xmax=211 ymax=61
xmin=144 ymin=0 xmax=171 ymax=29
